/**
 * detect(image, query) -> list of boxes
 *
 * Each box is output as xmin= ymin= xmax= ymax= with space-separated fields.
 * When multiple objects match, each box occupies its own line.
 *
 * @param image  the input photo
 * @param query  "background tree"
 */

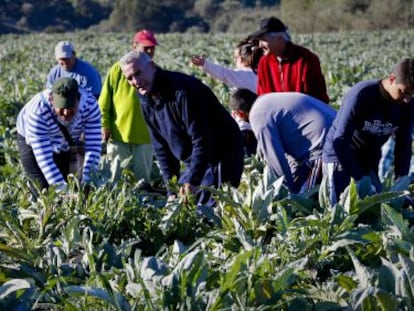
xmin=0 ymin=0 xmax=413 ymax=34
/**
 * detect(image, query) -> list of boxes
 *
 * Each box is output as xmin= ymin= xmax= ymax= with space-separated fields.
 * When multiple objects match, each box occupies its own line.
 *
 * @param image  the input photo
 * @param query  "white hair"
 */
xmin=119 ymin=50 xmax=151 ymax=67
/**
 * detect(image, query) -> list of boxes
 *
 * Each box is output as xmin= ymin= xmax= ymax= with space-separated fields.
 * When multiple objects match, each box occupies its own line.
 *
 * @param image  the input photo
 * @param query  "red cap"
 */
xmin=133 ymin=30 xmax=158 ymax=47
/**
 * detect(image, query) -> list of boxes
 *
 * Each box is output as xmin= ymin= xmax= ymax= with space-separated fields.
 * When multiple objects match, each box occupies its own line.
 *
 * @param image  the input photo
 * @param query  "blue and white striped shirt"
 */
xmin=17 ymin=89 xmax=102 ymax=186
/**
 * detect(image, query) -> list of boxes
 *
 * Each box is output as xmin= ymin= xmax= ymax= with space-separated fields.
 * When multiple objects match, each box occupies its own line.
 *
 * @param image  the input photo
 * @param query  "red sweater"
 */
xmin=257 ymin=42 xmax=330 ymax=103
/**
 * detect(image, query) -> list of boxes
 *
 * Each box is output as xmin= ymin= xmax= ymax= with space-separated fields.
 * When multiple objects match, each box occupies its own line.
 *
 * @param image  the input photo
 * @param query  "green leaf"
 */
xmin=398 ymin=254 xmax=414 ymax=305
xmin=378 ymin=258 xmax=398 ymax=294
xmin=357 ymin=191 xmax=408 ymax=216
xmin=382 ymin=204 xmax=414 ymax=242
xmin=64 ymin=285 xmax=131 ymax=310
xmin=375 ymin=288 xmax=400 ymax=311
xmin=342 ymin=178 xmax=359 ymax=215
xmin=347 ymin=247 xmax=370 ymax=288
xmin=336 ymin=274 xmax=357 ymax=292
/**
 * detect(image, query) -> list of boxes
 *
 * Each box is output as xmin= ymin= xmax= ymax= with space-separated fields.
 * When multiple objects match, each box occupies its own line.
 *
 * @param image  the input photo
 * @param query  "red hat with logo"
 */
xmin=133 ymin=30 xmax=158 ymax=47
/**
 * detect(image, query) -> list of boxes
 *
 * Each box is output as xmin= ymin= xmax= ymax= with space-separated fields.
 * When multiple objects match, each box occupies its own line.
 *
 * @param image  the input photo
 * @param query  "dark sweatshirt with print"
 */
xmin=322 ymin=79 xmax=414 ymax=180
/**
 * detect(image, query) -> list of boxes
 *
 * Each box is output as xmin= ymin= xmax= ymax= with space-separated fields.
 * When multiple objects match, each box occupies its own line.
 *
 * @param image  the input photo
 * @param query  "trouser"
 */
xmin=294 ymin=158 xmax=323 ymax=193
xmin=378 ymin=137 xmax=395 ymax=181
xmin=180 ymin=147 xmax=244 ymax=207
xmin=323 ymin=162 xmax=382 ymax=205
xmin=17 ymin=134 xmax=70 ymax=199
xmin=106 ymin=140 xmax=153 ymax=184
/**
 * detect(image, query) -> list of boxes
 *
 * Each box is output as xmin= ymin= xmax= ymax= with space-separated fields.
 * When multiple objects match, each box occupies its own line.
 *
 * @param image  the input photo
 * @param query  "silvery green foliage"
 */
xmin=1 ymin=30 xmax=414 ymax=309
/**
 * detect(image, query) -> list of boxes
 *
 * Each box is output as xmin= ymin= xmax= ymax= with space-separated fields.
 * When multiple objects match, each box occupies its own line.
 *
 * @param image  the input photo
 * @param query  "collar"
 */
xmin=271 ymin=42 xmax=296 ymax=62
xmin=379 ymin=79 xmax=396 ymax=104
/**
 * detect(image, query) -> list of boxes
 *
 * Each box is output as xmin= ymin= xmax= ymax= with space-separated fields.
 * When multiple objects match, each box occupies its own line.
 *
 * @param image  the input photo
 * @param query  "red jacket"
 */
xmin=257 ymin=42 xmax=330 ymax=103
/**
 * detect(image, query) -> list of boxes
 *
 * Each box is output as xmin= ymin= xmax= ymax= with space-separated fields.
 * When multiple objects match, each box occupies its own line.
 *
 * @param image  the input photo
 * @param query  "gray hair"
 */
xmin=119 ymin=50 xmax=151 ymax=67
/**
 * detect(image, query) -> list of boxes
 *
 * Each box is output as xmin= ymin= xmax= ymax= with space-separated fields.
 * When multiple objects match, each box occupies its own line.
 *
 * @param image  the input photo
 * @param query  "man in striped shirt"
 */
xmin=16 ymin=77 xmax=102 ymax=199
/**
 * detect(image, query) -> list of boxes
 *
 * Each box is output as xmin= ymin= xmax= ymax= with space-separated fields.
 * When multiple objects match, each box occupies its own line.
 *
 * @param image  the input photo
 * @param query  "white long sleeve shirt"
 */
xmin=203 ymin=59 xmax=257 ymax=93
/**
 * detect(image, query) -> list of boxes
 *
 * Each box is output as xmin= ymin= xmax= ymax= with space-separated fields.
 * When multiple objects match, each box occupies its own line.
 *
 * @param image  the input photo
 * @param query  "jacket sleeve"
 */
xmin=257 ymin=57 xmax=271 ymax=95
xmin=81 ymin=94 xmax=102 ymax=183
xmin=45 ymin=67 xmax=56 ymax=90
xmin=141 ymin=102 xmax=180 ymax=192
xmin=303 ymin=54 xmax=330 ymax=104
xmin=26 ymin=106 xmax=66 ymax=186
xmin=89 ymin=67 xmax=103 ymax=99
xmin=203 ymin=60 xmax=257 ymax=93
xmin=331 ymin=95 xmax=365 ymax=180
xmin=178 ymin=90 xmax=211 ymax=186
xmin=98 ymin=65 xmax=115 ymax=130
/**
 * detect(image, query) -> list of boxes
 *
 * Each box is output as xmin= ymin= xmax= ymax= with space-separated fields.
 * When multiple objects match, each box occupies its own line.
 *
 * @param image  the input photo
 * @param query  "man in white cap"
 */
xmin=98 ymin=29 xmax=160 ymax=192
xmin=46 ymin=41 xmax=102 ymax=99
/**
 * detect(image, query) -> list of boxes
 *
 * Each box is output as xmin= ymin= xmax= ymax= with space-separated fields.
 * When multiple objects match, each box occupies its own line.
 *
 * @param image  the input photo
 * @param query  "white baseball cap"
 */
xmin=55 ymin=41 xmax=75 ymax=60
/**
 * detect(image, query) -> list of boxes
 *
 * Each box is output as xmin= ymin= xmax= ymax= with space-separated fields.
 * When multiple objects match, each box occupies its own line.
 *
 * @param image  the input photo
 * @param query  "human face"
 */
xmin=388 ymin=76 xmax=414 ymax=104
xmin=233 ymin=48 xmax=244 ymax=69
xmin=57 ymin=55 xmax=76 ymax=71
xmin=259 ymin=33 xmax=286 ymax=56
xmin=134 ymin=43 xmax=156 ymax=59
xmin=121 ymin=58 xmax=156 ymax=96
xmin=52 ymin=100 xmax=79 ymax=123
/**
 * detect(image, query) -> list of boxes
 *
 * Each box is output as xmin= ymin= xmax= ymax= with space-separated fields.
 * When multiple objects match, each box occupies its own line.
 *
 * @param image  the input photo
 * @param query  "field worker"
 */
xmin=16 ymin=77 xmax=102 ymax=199
xmin=322 ymin=58 xmax=414 ymax=204
xmin=191 ymin=38 xmax=263 ymax=93
xmin=249 ymin=92 xmax=336 ymax=193
xmin=119 ymin=50 xmax=244 ymax=206
xmin=249 ymin=17 xmax=330 ymax=103
xmin=228 ymin=88 xmax=258 ymax=157
xmin=99 ymin=29 xmax=157 ymax=190
xmin=46 ymin=41 xmax=102 ymax=99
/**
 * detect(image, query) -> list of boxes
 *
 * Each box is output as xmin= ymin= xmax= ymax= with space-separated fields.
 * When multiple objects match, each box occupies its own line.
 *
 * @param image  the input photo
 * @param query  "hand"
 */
xmin=102 ymin=128 xmax=111 ymax=143
xmin=191 ymin=55 xmax=205 ymax=67
xmin=179 ymin=183 xmax=198 ymax=203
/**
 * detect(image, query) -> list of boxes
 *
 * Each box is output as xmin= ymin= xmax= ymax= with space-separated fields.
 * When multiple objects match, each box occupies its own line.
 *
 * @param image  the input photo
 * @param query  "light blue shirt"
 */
xmin=46 ymin=58 xmax=102 ymax=98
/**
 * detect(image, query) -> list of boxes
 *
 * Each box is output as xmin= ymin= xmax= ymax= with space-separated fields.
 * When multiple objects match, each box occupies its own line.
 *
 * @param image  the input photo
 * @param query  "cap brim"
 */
xmin=136 ymin=40 xmax=157 ymax=47
xmin=55 ymin=52 xmax=73 ymax=60
xmin=53 ymin=94 xmax=76 ymax=109
xmin=248 ymin=29 xmax=268 ymax=39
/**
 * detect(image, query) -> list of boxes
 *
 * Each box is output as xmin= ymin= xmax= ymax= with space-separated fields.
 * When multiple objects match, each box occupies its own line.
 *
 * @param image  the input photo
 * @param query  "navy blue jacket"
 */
xmin=139 ymin=69 xmax=244 ymax=190
xmin=323 ymin=79 xmax=414 ymax=180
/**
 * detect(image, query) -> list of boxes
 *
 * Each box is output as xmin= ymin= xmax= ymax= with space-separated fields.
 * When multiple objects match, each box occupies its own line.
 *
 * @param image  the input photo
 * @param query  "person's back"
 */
xmin=250 ymin=92 xmax=335 ymax=192
xmin=46 ymin=41 xmax=102 ymax=99
xmin=251 ymin=92 xmax=335 ymax=160
xmin=140 ymin=69 xmax=243 ymax=167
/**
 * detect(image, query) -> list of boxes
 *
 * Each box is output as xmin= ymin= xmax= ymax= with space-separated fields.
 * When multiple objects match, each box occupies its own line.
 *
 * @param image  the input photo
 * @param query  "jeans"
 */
xmin=323 ymin=162 xmax=382 ymax=205
xmin=378 ymin=137 xmax=395 ymax=181
xmin=17 ymin=134 xmax=70 ymax=199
